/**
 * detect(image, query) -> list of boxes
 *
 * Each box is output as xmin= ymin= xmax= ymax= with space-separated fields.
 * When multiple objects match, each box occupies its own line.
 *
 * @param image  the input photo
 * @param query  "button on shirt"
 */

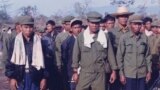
xmin=117 ymin=31 xmax=152 ymax=78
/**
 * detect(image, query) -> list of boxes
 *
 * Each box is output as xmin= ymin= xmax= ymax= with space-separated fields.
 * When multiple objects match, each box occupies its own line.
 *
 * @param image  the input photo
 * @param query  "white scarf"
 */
xmin=83 ymin=27 xmax=107 ymax=48
xmin=145 ymin=29 xmax=153 ymax=37
xmin=11 ymin=32 xmax=45 ymax=70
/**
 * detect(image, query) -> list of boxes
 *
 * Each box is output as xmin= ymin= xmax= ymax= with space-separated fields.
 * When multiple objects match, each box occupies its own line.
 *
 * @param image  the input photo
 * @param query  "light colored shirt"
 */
xmin=145 ymin=29 xmax=153 ymax=37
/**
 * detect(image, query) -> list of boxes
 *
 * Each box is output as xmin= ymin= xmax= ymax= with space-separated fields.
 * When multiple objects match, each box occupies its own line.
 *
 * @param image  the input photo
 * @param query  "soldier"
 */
xmin=5 ymin=16 xmax=48 ymax=90
xmin=45 ymin=20 xmax=58 ymax=41
xmin=55 ymin=15 xmax=74 ymax=70
xmin=41 ymin=20 xmax=59 ymax=90
xmin=108 ymin=6 xmax=134 ymax=90
xmin=61 ymin=18 xmax=82 ymax=90
xmin=55 ymin=15 xmax=74 ymax=90
xmin=147 ymin=21 xmax=160 ymax=89
xmin=117 ymin=15 xmax=152 ymax=90
xmin=72 ymin=11 xmax=117 ymax=90
xmin=143 ymin=17 xmax=153 ymax=37
xmin=110 ymin=6 xmax=134 ymax=53
xmin=104 ymin=14 xmax=115 ymax=33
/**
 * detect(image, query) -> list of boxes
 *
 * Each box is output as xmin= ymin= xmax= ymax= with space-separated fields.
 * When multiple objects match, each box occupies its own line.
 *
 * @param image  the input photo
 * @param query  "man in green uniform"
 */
xmin=72 ymin=11 xmax=117 ymax=90
xmin=110 ymin=6 xmax=134 ymax=53
xmin=109 ymin=6 xmax=134 ymax=90
xmin=55 ymin=15 xmax=74 ymax=90
xmin=117 ymin=15 xmax=152 ymax=90
xmin=55 ymin=15 xmax=74 ymax=69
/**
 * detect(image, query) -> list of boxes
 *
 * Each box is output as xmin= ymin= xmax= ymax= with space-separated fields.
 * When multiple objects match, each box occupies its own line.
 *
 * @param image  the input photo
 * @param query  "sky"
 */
xmin=1 ymin=0 xmax=160 ymax=17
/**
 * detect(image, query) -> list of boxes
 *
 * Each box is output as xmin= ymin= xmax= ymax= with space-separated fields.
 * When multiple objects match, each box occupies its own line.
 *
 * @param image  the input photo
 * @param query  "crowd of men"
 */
xmin=0 ymin=6 xmax=159 ymax=90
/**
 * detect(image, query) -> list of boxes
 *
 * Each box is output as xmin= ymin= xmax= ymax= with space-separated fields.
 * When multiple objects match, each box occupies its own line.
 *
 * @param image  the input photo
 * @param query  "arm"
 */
xmin=55 ymin=34 xmax=62 ymax=68
xmin=72 ymin=37 xmax=81 ymax=72
xmin=145 ymin=38 xmax=152 ymax=73
xmin=107 ymin=33 xmax=118 ymax=71
xmin=106 ymin=33 xmax=118 ymax=83
xmin=116 ymin=36 xmax=125 ymax=76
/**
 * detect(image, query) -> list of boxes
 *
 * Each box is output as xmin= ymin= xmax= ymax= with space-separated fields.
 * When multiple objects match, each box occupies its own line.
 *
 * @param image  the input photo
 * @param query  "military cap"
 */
xmin=14 ymin=16 xmax=23 ymax=24
xmin=87 ymin=11 xmax=102 ymax=23
xmin=20 ymin=16 xmax=34 ymax=25
xmin=70 ymin=18 xmax=82 ymax=27
xmin=62 ymin=15 xmax=75 ymax=24
xmin=151 ymin=21 xmax=159 ymax=27
xmin=129 ymin=15 xmax=143 ymax=23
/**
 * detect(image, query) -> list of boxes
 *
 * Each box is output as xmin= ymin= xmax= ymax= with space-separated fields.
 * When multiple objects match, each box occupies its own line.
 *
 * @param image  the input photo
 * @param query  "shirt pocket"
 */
xmin=125 ymin=42 xmax=133 ymax=53
xmin=138 ymin=42 xmax=146 ymax=54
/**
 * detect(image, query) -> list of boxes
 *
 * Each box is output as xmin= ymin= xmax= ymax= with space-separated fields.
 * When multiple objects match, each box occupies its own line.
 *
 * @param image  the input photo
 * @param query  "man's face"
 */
xmin=117 ymin=15 xmax=129 ymax=26
xmin=71 ymin=24 xmax=82 ymax=36
xmin=46 ymin=24 xmax=55 ymax=33
xmin=151 ymin=26 xmax=158 ymax=34
xmin=130 ymin=22 xmax=142 ymax=34
xmin=145 ymin=21 xmax=152 ymax=31
xmin=105 ymin=20 xmax=115 ymax=29
xmin=63 ymin=22 xmax=71 ymax=31
xmin=88 ymin=21 xmax=100 ymax=33
xmin=21 ymin=24 xmax=34 ymax=37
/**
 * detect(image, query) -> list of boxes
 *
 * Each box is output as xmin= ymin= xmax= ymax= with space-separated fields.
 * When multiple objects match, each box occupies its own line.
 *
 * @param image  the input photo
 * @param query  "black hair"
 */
xmin=100 ymin=19 xmax=106 ymax=24
xmin=46 ymin=20 xmax=55 ymax=26
xmin=71 ymin=20 xmax=82 ymax=27
xmin=143 ymin=17 xmax=152 ymax=25
xmin=104 ymin=15 xmax=115 ymax=22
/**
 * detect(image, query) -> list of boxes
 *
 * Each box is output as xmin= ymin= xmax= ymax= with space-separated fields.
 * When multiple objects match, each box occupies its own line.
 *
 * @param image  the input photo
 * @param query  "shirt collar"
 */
xmin=117 ymin=24 xmax=129 ymax=32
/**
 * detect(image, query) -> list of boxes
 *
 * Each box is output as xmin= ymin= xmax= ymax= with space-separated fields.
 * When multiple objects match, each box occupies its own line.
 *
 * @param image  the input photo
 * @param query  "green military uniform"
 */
xmin=148 ymin=21 xmax=160 ymax=54
xmin=72 ymin=11 xmax=117 ymax=90
xmin=117 ymin=31 xmax=151 ymax=78
xmin=117 ymin=15 xmax=152 ymax=78
xmin=55 ymin=15 xmax=74 ymax=67
xmin=109 ymin=25 xmax=130 ymax=54
xmin=152 ymin=36 xmax=160 ymax=56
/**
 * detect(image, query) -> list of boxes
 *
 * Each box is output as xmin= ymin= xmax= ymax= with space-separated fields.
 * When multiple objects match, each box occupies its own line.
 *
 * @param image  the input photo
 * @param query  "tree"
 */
xmin=74 ymin=0 xmax=91 ymax=18
xmin=110 ymin=0 xmax=135 ymax=7
xmin=0 ymin=0 xmax=11 ymax=23
xmin=18 ymin=5 xmax=38 ymax=17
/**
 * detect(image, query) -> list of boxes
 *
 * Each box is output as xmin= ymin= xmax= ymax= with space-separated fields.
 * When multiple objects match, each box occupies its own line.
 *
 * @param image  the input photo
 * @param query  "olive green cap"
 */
xmin=87 ymin=11 xmax=102 ymax=23
xmin=20 ymin=16 xmax=34 ymax=25
xmin=62 ymin=15 xmax=75 ymax=24
xmin=129 ymin=15 xmax=143 ymax=23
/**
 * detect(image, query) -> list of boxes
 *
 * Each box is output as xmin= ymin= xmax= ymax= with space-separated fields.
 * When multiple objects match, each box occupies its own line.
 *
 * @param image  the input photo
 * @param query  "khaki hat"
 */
xmin=87 ymin=11 xmax=102 ymax=23
xmin=20 ymin=16 xmax=34 ymax=25
xmin=129 ymin=15 xmax=143 ymax=23
xmin=70 ymin=18 xmax=82 ymax=26
xmin=62 ymin=15 xmax=75 ymax=24
xmin=112 ymin=6 xmax=134 ymax=17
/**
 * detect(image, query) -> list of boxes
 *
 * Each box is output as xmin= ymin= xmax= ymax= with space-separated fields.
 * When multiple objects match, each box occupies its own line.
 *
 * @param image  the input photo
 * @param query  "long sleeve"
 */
xmin=72 ymin=37 xmax=81 ymax=68
xmin=106 ymin=34 xmax=117 ymax=70
xmin=116 ymin=36 xmax=125 ymax=76
xmin=145 ymin=38 xmax=152 ymax=73
xmin=55 ymin=34 xmax=62 ymax=67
